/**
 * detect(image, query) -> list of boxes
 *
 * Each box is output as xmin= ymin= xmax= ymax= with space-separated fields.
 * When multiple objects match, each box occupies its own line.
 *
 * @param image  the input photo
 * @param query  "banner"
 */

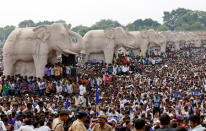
xmin=94 ymin=78 xmax=99 ymax=116
xmin=65 ymin=98 xmax=69 ymax=109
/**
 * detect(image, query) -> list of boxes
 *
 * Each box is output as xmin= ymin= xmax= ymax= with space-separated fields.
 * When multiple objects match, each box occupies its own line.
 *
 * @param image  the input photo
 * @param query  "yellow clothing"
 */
xmin=52 ymin=117 xmax=64 ymax=131
xmin=69 ymin=119 xmax=87 ymax=131
xmin=139 ymin=51 xmax=143 ymax=57
xmin=92 ymin=123 xmax=113 ymax=131
xmin=0 ymin=84 xmax=2 ymax=93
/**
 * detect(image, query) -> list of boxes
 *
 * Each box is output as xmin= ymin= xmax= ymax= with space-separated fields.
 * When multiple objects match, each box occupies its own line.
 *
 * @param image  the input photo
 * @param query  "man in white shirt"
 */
xmin=189 ymin=115 xmax=205 ymax=131
xmin=66 ymin=82 xmax=73 ymax=94
xmin=0 ymin=120 xmax=6 ymax=131
xmin=79 ymin=84 xmax=86 ymax=96
xmin=16 ymin=120 xmax=34 ymax=131
xmin=74 ymin=93 xmax=84 ymax=106
xmin=56 ymin=82 xmax=62 ymax=94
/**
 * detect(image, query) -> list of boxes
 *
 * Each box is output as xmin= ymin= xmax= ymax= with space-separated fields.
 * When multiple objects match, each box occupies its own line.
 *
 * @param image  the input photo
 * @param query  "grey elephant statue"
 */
xmin=13 ymin=50 xmax=59 ymax=77
xmin=3 ymin=23 xmax=83 ymax=78
xmin=82 ymin=27 xmax=135 ymax=64
xmin=141 ymin=29 xmax=167 ymax=53
xmin=126 ymin=31 xmax=150 ymax=57
xmin=160 ymin=31 xmax=180 ymax=51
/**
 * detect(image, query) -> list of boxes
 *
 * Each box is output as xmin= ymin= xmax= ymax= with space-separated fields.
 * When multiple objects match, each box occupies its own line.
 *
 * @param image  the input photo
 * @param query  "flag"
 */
xmin=65 ymin=98 xmax=69 ymax=109
xmin=94 ymin=78 xmax=99 ymax=116
xmin=189 ymin=106 xmax=194 ymax=115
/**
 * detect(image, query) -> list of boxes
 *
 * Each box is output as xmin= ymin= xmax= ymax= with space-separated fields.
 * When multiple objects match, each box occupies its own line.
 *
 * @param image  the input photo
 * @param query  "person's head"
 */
xmin=27 ymin=103 xmax=32 ymax=110
xmin=189 ymin=115 xmax=200 ymax=129
xmin=134 ymin=119 xmax=145 ymax=131
xmin=33 ymin=121 xmax=40 ymax=128
xmin=159 ymin=113 xmax=171 ymax=126
xmin=59 ymin=110 xmax=69 ymax=121
xmin=98 ymin=114 xmax=107 ymax=127
xmin=77 ymin=111 xmax=88 ymax=123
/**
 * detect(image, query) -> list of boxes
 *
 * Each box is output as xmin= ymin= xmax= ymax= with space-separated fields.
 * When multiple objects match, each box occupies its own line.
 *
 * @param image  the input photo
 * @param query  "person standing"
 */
xmin=69 ymin=112 xmax=87 ymax=131
xmin=134 ymin=119 xmax=145 ymax=131
xmin=92 ymin=114 xmax=112 ymax=131
xmin=155 ymin=114 xmax=175 ymax=131
xmin=189 ymin=115 xmax=206 ymax=131
xmin=52 ymin=110 xmax=69 ymax=131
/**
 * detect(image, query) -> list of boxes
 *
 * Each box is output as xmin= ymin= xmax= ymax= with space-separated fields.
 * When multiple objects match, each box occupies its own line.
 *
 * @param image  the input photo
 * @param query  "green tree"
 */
xmin=126 ymin=18 xmax=161 ymax=31
xmin=18 ymin=20 xmax=35 ymax=27
xmin=35 ymin=20 xmax=55 ymax=26
xmin=163 ymin=8 xmax=190 ymax=30
xmin=91 ymin=19 xmax=122 ymax=30
xmin=72 ymin=25 xmax=90 ymax=36
xmin=156 ymin=25 xmax=170 ymax=31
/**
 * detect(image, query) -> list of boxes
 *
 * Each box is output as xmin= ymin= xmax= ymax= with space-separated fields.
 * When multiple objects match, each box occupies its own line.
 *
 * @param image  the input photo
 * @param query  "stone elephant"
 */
xmin=82 ymin=27 xmax=135 ymax=64
xmin=141 ymin=29 xmax=167 ymax=53
xmin=126 ymin=31 xmax=149 ymax=57
xmin=160 ymin=31 xmax=181 ymax=51
xmin=13 ymin=50 xmax=59 ymax=77
xmin=184 ymin=32 xmax=202 ymax=47
xmin=3 ymin=23 xmax=83 ymax=78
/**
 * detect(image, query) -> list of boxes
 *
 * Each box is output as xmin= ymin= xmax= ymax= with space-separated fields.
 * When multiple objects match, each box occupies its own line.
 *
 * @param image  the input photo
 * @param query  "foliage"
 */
xmin=18 ymin=20 xmax=35 ymax=28
xmin=72 ymin=25 xmax=90 ymax=36
xmin=163 ymin=8 xmax=206 ymax=30
xmin=126 ymin=18 xmax=161 ymax=31
xmin=90 ymin=19 xmax=122 ymax=30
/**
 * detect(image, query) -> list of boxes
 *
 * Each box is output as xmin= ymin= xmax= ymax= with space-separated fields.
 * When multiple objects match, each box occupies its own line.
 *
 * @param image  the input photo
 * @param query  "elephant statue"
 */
xmin=126 ymin=31 xmax=149 ymax=57
xmin=160 ymin=31 xmax=180 ymax=51
xmin=82 ymin=27 xmax=135 ymax=64
xmin=13 ymin=50 xmax=59 ymax=77
xmin=184 ymin=32 xmax=202 ymax=47
xmin=140 ymin=29 xmax=167 ymax=53
xmin=3 ymin=23 xmax=83 ymax=78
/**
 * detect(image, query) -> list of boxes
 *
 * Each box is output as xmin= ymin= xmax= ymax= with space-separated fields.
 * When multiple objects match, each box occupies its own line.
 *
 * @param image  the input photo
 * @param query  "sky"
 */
xmin=0 ymin=0 xmax=205 ymax=27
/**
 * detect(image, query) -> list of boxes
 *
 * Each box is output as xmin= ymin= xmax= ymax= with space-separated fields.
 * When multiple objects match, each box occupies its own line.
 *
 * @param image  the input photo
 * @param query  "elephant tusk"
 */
xmin=63 ymin=49 xmax=78 ymax=55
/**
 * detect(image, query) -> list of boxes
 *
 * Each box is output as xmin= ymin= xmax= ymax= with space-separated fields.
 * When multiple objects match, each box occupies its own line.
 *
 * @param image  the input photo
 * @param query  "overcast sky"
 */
xmin=0 ymin=0 xmax=205 ymax=27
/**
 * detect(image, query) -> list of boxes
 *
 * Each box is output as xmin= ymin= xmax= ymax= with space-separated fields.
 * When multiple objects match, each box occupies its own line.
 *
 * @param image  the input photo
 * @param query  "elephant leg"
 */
xmin=141 ymin=48 xmax=147 ymax=58
xmin=175 ymin=43 xmax=180 ymax=50
xmin=33 ymin=55 xmax=48 ymax=78
xmin=83 ymin=51 xmax=89 ymax=63
xmin=3 ymin=57 xmax=15 ymax=76
xmin=104 ymin=49 xmax=114 ymax=64
xmin=160 ymin=43 xmax=166 ymax=53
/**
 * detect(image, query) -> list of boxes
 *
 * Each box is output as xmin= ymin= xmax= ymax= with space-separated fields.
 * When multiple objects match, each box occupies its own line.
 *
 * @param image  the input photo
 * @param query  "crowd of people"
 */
xmin=0 ymin=46 xmax=206 ymax=131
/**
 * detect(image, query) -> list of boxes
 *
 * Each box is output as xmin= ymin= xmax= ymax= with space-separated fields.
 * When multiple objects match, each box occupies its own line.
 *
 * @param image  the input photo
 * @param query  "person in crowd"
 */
xmin=156 ymin=114 xmax=176 ymax=131
xmin=52 ymin=110 xmax=69 ymax=131
xmin=134 ymin=119 xmax=146 ymax=131
xmin=189 ymin=115 xmax=206 ymax=131
xmin=69 ymin=111 xmax=87 ymax=131
xmin=92 ymin=114 xmax=113 ymax=131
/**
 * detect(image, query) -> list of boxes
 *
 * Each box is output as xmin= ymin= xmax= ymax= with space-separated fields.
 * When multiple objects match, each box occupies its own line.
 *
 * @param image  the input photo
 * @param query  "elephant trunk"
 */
xmin=66 ymin=25 xmax=84 ymax=53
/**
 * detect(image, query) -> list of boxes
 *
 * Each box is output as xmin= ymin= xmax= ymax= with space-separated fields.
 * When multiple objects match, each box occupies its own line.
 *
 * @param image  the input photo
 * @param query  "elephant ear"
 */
xmin=32 ymin=25 xmax=50 ymax=43
xmin=104 ymin=28 xmax=114 ymax=39
xmin=140 ymin=31 xmax=148 ymax=39
xmin=113 ymin=27 xmax=126 ymax=38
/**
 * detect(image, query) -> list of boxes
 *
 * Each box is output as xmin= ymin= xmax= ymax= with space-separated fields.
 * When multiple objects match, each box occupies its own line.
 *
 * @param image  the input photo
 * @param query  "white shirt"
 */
xmin=192 ymin=124 xmax=205 ymax=131
xmin=56 ymin=85 xmax=62 ymax=93
xmin=75 ymin=96 xmax=84 ymax=106
xmin=16 ymin=125 xmax=34 ymax=131
xmin=36 ymin=126 xmax=51 ymax=131
xmin=79 ymin=85 xmax=86 ymax=96
xmin=14 ymin=120 xmax=24 ymax=130
xmin=67 ymin=84 xmax=73 ymax=94
xmin=0 ymin=121 xmax=6 ymax=131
